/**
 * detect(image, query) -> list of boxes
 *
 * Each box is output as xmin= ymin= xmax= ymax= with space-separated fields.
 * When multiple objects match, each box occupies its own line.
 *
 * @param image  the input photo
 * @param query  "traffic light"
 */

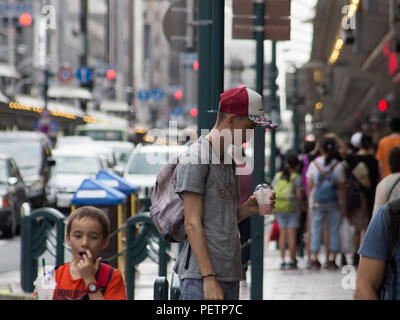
xmin=190 ymin=108 xmax=198 ymax=117
xmin=378 ymin=99 xmax=387 ymax=112
xmin=106 ymin=69 xmax=117 ymax=80
xmin=0 ymin=13 xmax=32 ymax=27
xmin=173 ymin=90 xmax=183 ymax=100
xmin=193 ymin=61 xmax=199 ymax=71
xmin=19 ymin=13 xmax=32 ymax=27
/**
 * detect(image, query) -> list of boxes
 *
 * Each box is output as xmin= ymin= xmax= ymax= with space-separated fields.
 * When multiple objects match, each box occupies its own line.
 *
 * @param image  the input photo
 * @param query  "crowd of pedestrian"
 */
xmin=269 ymin=118 xmax=400 ymax=276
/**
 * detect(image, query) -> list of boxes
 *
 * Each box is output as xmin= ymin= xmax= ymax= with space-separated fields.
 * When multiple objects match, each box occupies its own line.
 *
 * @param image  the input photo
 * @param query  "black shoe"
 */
xmin=341 ymin=254 xmax=347 ymax=266
xmin=287 ymin=259 xmax=298 ymax=270
xmin=353 ymin=253 xmax=360 ymax=267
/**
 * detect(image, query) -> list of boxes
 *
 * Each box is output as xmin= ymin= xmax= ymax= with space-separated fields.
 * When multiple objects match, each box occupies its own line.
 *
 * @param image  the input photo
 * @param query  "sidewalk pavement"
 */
xmin=0 ymin=221 xmax=356 ymax=300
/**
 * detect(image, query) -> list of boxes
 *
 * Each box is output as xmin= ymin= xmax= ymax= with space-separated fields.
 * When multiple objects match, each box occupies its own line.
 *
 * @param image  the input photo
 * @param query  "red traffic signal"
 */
xmin=173 ymin=90 xmax=183 ymax=100
xmin=378 ymin=99 xmax=387 ymax=112
xmin=19 ymin=13 xmax=32 ymax=27
xmin=106 ymin=69 xmax=116 ymax=80
xmin=190 ymin=108 xmax=198 ymax=117
xmin=193 ymin=61 xmax=199 ymax=71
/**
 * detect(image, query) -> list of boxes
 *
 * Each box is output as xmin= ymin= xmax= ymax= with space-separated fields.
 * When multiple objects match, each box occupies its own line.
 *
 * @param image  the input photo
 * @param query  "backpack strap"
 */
xmin=387 ymin=176 xmax=400 ymax=202
xmin=96 ymin=262 xmax=114 ymax=293
xmin=385 ymin=199 xmax=400 ymax=300
xmin=315 ymin=160 xmax=338 ymax=177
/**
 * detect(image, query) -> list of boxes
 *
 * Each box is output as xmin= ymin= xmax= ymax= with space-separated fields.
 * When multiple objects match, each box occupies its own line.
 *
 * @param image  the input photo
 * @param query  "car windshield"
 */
xmin=0 ymin=159 xmax=7 ymax=184
xmin=128 ymin=152 xmax=172 ymax=175
xmin=113 ymin=147 xmax=132 ymax=165
xmin=0 ymin=141 xmax=41 ymax=172
xmin=80 ymin=130 xmax=122 ymax=141
xmin=55 ymin=155 xmax=101 ymax=174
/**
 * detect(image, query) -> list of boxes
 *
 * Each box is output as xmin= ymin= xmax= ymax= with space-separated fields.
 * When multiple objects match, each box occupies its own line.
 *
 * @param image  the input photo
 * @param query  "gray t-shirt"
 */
xmin=174 ymin=137 xmax=242 ymax=282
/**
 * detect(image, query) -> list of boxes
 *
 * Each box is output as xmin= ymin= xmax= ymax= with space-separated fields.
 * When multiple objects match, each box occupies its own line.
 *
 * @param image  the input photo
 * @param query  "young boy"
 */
xmin=53 ymin=206 xmax=127 ymax=300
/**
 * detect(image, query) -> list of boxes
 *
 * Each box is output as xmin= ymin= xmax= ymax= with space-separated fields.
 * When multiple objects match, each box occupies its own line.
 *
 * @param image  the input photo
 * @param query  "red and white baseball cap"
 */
xmin=218 ymin=87 xmax=279 ymax=129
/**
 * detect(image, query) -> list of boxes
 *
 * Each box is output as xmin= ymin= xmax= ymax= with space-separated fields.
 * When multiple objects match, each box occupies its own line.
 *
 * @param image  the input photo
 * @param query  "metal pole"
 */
xmin=293 ymin=68 xmax=299 ymax=152
xmin=269 ymin=41 xmax=278 ymax=181
xmin=197 ymin=0 xmax=212 ymax=137
xmin=210 ymin=0 xmax=225 ymax=111
xmin=79 ymin=0 xmax=88 ymax=112
xmin=250 ymin=0 xmax=265 ymax=301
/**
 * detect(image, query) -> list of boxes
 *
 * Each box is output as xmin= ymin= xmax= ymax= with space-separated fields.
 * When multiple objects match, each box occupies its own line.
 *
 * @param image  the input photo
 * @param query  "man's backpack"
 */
xmin=274 ymin=172 xmax=298 ymax=212
xmin=150 ymin=156 xmax=186 ymax=242
xmin=380 ymin=198 xmax=400 ymax=300
xmin=313 ymin=160 xmax=339 ymax=204
xmin=149 ymin=144 xmax=210 ymax=242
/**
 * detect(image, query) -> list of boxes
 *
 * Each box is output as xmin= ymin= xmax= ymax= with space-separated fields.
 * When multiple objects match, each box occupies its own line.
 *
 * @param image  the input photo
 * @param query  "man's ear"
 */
xmin=227 ymin=114 xmax=236 ymax=128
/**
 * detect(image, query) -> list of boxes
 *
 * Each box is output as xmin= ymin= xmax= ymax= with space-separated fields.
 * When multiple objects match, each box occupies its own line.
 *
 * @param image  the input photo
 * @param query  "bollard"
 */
xmin=169 ymin=272 xmax=181 ymax=300
xmin=154 ymin=277 xmax=169 ymax=300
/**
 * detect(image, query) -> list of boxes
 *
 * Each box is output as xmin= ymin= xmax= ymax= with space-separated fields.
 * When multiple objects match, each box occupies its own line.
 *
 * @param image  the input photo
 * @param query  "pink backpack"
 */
xmin=150 ymin=144 xmax=210 ymax=242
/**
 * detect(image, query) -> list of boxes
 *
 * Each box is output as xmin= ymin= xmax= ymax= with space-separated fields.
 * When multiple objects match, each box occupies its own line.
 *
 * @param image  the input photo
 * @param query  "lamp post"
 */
xmin=250 ymin=0 xmax=265 ymax=301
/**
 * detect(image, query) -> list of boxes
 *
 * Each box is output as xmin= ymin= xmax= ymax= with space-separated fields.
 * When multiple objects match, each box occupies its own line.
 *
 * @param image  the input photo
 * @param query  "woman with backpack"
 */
xmin=272 ymin=154 xmax=306 ymax=269
xmin=306 ymin=136 xmax=348 ymax=270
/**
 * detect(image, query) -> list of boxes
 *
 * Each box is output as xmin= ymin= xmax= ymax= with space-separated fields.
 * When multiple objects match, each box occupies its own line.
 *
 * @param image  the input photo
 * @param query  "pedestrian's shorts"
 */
xmin=275 ymin=212 xmax=299 ymax=229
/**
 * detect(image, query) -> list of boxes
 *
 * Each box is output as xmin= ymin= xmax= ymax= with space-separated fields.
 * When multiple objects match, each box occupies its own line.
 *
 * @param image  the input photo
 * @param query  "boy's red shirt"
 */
xmin=53 ymin=263 xmax=127 ymax=300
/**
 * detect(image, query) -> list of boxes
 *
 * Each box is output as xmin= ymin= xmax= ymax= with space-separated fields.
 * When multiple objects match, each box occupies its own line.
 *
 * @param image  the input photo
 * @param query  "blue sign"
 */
xmin=172 ymin=107 xmax=183 ymax=117
xmin=151 ymin=89 xmax=165 ymax=102
xmin=0 ymin=3 xmax=33 ymax=13
xmin=76 ymin=66 xmax=92 ymax=84
xmin=137 ymin=89 xmax=150 ymax=102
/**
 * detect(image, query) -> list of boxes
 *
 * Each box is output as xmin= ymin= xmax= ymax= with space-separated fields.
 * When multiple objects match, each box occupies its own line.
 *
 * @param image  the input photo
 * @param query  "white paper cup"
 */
xmin=33 ymin=267 xmax=57 ymax=300
xmin=254 ymin=186 xmax=273 ymax=215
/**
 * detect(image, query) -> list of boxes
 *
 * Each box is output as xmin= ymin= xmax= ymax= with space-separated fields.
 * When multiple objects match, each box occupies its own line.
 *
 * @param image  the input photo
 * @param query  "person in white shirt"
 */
xmin=306 ymin=136 xmax=347 ymax=270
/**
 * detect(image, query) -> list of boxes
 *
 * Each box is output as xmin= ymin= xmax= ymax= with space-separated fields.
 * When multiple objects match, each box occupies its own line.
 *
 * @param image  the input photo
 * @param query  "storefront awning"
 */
xmin=14 ymin=95 xmax=85 ymax=119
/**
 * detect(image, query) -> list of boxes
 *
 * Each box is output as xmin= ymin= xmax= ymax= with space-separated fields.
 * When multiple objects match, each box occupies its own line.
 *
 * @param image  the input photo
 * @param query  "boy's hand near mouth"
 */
xmin=76 ymin=250 xmax=102 ymax=285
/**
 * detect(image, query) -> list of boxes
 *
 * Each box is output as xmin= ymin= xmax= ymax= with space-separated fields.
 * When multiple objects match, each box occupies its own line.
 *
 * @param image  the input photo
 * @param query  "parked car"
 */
xmin=123 ymin=144 xmax=187 ymax=199
xmin=94 ymin=140 xmax=134 ymax=176
xmin=55 ymin=135 xmax=94 ymax=149
xmin=0 ymin=131 xmax=55 ymax=209
xmin=50 ymin=148 xmax=106 ymax=213
xmin=0 ymin=154 xmax=27 ymax=238
xmin=73 ymin=142 xmax=117 ymax=171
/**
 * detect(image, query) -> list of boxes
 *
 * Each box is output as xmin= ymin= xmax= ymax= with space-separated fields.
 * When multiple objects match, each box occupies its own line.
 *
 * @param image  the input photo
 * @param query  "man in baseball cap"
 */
xmin=174 ymin=86 xmax=276 ymax=301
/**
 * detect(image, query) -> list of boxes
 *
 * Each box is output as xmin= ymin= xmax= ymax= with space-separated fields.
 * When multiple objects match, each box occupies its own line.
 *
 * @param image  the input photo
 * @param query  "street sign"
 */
xmin=57 ymin=66 xmax=73 ymax=84
xmin=137 ymin=89 xmax=150 ymax=102
xmin=233 ymin=0 xmax=291 ymax=17
xmin=151 ymin=89 xmax=165 ymax=102
xmin=76 ymin=66 xmax=92 ymax=84
xmin=232 ymin=17 xmax=290 ymax=40
xmin=232 ymin=0 xmax=291 ymax=41
xmin=0 ymin=3 xmax=33 ymax=14
xmin=162 ymin=0 xmax=197 ymax=52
